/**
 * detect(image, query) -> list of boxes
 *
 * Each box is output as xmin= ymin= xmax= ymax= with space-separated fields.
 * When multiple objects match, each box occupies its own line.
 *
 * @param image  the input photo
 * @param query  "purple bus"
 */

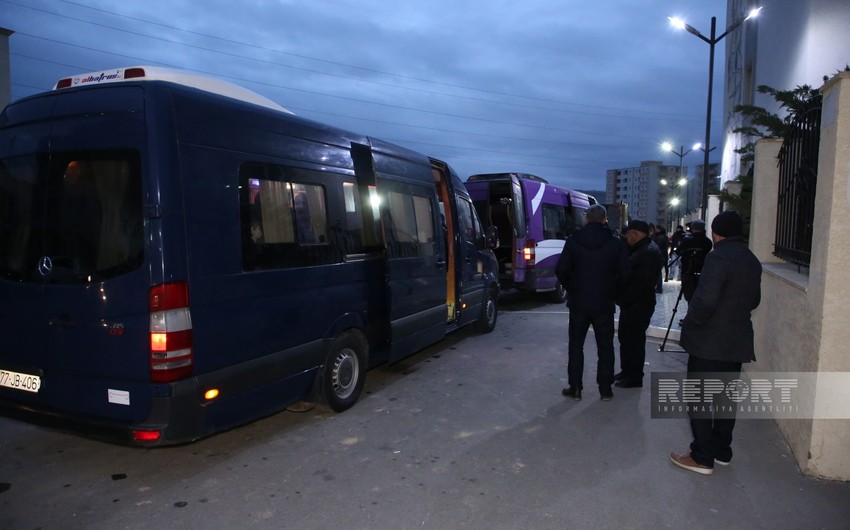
xmin=465 ymin=173 xmax=596 ymax=303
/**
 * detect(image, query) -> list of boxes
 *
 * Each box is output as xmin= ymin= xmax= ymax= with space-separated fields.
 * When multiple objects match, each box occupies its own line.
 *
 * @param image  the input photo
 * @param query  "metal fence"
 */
xmin=774 ymin=96 xmax=822 ymax=267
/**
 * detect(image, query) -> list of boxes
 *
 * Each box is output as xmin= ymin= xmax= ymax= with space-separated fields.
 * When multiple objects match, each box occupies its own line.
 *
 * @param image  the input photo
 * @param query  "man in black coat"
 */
xmin=654 ymin=226 xmax=670 ymax=289
xmin=676 ymin=220 xmax=713 ymax=302
xmin=669 ymin=225 xmax=686 ymax=280
xmin=615 ymin=220 xmax=662 ymax=388
xmin=670 ymin=211 xmax=762 ymax=475
xmin=555 ymin=204 xmax=630 ymax=401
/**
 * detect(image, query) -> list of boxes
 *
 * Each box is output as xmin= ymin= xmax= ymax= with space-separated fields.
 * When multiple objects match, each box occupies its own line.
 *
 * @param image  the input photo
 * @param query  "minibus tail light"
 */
xmin=523 ymin=240 xmax=536 ymax=267
xmin=55 ymin=78 xmax=73 ymax=89
xmin=149 ymin=282 xmax=193 ymax=382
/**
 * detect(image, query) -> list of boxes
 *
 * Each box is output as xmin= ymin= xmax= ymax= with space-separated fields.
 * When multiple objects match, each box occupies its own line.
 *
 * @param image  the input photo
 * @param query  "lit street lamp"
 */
xmin=661 ymin=141 xmax=700 ymax=215
xmin=669 ymin=7 xmax=761 ymax=219
xmin=670 ymin=197 xmax=681 ymax=232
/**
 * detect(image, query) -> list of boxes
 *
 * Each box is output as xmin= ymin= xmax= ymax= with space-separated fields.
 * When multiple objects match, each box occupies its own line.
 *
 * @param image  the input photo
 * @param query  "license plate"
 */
xmin=0 ymin=369 xmax=41 ymax=393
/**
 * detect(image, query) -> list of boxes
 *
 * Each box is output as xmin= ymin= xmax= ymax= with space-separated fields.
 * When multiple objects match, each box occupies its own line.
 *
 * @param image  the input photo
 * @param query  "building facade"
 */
xmin=720 ymin=0 xmax=850 ymax=185
xmin=605 ymin=160 xmax=719 ymax=230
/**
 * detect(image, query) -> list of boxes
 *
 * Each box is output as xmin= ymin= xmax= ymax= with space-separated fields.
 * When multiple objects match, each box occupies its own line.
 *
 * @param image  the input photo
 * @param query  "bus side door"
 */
xmin=380 ymin=177 xmax=447 ymax=361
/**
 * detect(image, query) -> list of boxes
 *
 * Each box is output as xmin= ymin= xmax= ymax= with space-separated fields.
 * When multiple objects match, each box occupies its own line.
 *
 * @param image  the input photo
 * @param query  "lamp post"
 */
xmin=669 ymin=7 xmax=761 ymax=220
xmin=670 ymin=197 xmax=681 ymax=232
xmin=661 ymin=141 xmax=700 ymax=216
xmin=660 ymin=176 xmax=686 ymax=232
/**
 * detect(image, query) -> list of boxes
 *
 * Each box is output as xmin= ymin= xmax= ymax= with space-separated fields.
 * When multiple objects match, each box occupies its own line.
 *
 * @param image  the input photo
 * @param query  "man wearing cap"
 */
xmin=675 ymin=219 xmax=713 ymax=302
xmin=614 ymin=220 xmax=662 ymax=388
xmin=670 ymin=210 xmax=762 ymax=475
xmin=555 ymin=204 xmax=630 ymax=401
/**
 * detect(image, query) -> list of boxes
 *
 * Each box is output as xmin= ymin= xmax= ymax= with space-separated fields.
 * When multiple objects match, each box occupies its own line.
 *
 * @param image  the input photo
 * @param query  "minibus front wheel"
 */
xmin=319 ymin=330 xmax=368 ymax=412
xmin=474 ymin=287 xmax=499 ymax=333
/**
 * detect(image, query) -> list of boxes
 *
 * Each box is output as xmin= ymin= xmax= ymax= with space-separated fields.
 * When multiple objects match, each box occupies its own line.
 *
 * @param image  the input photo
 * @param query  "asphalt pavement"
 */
xmin=1 ymin=285 xmax=848 ymax=529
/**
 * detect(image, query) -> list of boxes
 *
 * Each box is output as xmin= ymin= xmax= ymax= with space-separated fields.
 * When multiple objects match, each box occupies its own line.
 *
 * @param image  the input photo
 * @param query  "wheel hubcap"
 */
xmin=332 ymin=348 xmax=358 ymax=399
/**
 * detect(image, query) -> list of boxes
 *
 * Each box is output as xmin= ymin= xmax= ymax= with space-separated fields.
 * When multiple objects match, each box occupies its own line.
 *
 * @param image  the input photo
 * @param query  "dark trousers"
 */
xmin=687 ymin=355 xmax=743 ymax=468
xmin=617 ymin=304 xmax=654 ymax=382
xmin=682 ymin=272 xmax=699 ymax=302
xmin=567 ymin=306 xmax=615 ymax=390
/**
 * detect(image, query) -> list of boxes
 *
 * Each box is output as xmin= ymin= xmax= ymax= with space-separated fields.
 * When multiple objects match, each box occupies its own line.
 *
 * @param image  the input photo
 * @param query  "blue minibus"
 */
xmin=0 ymin=66 xmax=499 ymax=445
xmin=465 ymin=173 xmax=595 ymax=303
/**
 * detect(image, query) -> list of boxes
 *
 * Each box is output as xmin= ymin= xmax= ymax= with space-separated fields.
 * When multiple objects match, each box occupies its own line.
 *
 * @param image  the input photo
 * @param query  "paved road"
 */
xmin=1 ymin=292 xmax=848 ymax=529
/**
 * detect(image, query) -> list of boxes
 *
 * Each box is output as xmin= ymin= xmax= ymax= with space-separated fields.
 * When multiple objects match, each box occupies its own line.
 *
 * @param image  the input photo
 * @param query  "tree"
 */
xmin=720 ymin=66 xmax=849 ymax=240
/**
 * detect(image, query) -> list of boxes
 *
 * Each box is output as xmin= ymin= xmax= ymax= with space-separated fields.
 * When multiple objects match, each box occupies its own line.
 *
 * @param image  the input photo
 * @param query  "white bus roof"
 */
xmin=53 ymin=66 xmax=292 ymax=115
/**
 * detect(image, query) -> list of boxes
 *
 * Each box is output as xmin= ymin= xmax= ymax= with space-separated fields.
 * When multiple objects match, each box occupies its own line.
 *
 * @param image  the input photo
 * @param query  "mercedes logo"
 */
xmin=38 ymin=256 xmax=53 ymax=277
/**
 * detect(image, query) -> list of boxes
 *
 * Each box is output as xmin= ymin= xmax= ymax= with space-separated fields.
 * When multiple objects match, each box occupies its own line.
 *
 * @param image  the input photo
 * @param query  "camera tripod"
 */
xmin=658 ymin=250 xmax=702 ymax=353
xmin=658 ymin=278 xmax=687 ymax=353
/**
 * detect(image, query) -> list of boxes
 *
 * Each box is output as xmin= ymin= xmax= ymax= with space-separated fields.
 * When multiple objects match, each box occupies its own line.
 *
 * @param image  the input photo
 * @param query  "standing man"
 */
xmin=676 ymin=220 xmax=713 ymax=302
xmin=668 ymin=225 xmax=686 ymax=280
xmin=615 ymin=220 xmax=662 ymax=388
xmin=670 ymin=211 xmax=762 ymax=475
xmin=654 ymin=226 xmax=670 ymax=291
xmin=555 ymin=204 xmax=629 ymax=401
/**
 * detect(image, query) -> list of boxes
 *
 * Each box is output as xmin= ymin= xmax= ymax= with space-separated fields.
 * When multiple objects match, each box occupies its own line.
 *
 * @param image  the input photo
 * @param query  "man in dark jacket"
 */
xmin=555 ymin=204 xmax=629 ymax=401
xmin=615 ymin=220 xmax=662 ymax=388
xmin=670 ymin=211 xmax=762 ymax=475
xmin=669 ymin=225 xmax=686 ymax=280
xmin=654 ymin=226 xmax=670 ymax=289
xmin=676 ymin=220 xmax=713 ymax=302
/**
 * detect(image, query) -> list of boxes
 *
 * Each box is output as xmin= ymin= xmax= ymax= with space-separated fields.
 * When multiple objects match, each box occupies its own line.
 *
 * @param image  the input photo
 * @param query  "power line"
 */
xmin=5 ymin=0 xmax=708 ymax=122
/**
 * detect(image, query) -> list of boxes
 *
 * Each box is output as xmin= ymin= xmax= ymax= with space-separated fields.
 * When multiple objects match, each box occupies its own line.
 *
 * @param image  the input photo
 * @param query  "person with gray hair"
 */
xmin=555 ymin=204 xmax=630 ymax=401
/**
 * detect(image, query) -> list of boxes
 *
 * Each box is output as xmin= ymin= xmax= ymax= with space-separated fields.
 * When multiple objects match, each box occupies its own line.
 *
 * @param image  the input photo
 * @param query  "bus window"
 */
xmin=0 ymin=151 xmax=143 ymax=284
xmin=291 ymin=183 xmax=327 ymax=245
xmin=542 ymin=203 xmax=568 ymax=240
xmin=239 ymin=163 xmax=333 ymax=270
xmin=385 ymin=190 xmax=435 ymax=258
xmin=455 ymin=196 xmax=480 ymax=245
xmin=413 ymin=195 xmax=435 ymax=256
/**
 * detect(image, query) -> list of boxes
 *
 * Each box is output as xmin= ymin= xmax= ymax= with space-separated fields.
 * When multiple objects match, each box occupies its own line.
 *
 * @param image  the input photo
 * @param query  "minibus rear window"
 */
xmin=0 ymin=151 xmax=144 ymax=284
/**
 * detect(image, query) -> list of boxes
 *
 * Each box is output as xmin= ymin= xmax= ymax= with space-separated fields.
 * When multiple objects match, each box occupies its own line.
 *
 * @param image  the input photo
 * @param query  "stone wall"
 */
xmin=748 ymin=72 xmax=850 ymax=480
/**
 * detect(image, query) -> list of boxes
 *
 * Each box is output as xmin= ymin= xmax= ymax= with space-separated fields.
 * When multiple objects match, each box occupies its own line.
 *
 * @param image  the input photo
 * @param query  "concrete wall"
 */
xmin=749 ymin=72 xmax=850 ymax=480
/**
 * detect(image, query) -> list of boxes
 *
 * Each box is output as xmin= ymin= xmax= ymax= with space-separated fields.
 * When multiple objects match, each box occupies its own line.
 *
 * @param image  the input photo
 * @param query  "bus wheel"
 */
xmin=474 ymin=287 xmax=499 ymax=333
xmin=549 ymin=281 xmax=567 ymax=304
xmin=319 ymin=331 xmax=367 ymax=412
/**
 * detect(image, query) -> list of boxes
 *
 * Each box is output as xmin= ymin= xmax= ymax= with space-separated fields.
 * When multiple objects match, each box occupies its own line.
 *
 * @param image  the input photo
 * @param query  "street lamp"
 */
xmin=670 ymin=197 xmax=681 ymax=232
xmin=661 ymin=141 xmax=700 ymax=215
xmin=669 ymin=6 xmax=761 ymax=220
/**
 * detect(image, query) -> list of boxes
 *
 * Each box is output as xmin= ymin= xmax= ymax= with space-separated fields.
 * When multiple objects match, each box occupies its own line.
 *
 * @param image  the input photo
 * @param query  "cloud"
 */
xmin=1 ymin=0 xmax=730 ymax=191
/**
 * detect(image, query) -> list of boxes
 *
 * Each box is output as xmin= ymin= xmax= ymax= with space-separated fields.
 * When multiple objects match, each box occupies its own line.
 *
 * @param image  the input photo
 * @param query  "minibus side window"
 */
xmin=542 ymin=203 xmax=569 ymax=239
xmin=456 ymin=196 xmax=477 ymax=245
xmin=571 ymin=208 xmax=586 ymax=232
xmin=385 ymin=190 xmax=435 ymax=258
xmin=413 ymin=195 xmax=435 ymax=256
xmin=239 ymin=163 xmax=349 ymax=270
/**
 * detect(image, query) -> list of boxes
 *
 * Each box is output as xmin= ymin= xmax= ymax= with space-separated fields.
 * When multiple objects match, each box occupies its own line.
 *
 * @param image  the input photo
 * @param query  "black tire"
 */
xmin=548 ymin=281 xmax=567 ymax=304
xmin=318 ymin=331 xmax=367 ymax=412
xmin=473 ymin=287 xmax=499 ymax=333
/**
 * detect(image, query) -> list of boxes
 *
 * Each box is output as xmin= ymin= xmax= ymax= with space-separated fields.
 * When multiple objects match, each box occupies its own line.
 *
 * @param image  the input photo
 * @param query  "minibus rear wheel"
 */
xmin=319 ymin=331 xmax=367 ymax=412
xmin=474 ymin=287 xmax=498 ymax=333
xmin=549 ymin=281 xmax=567 ymax=304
